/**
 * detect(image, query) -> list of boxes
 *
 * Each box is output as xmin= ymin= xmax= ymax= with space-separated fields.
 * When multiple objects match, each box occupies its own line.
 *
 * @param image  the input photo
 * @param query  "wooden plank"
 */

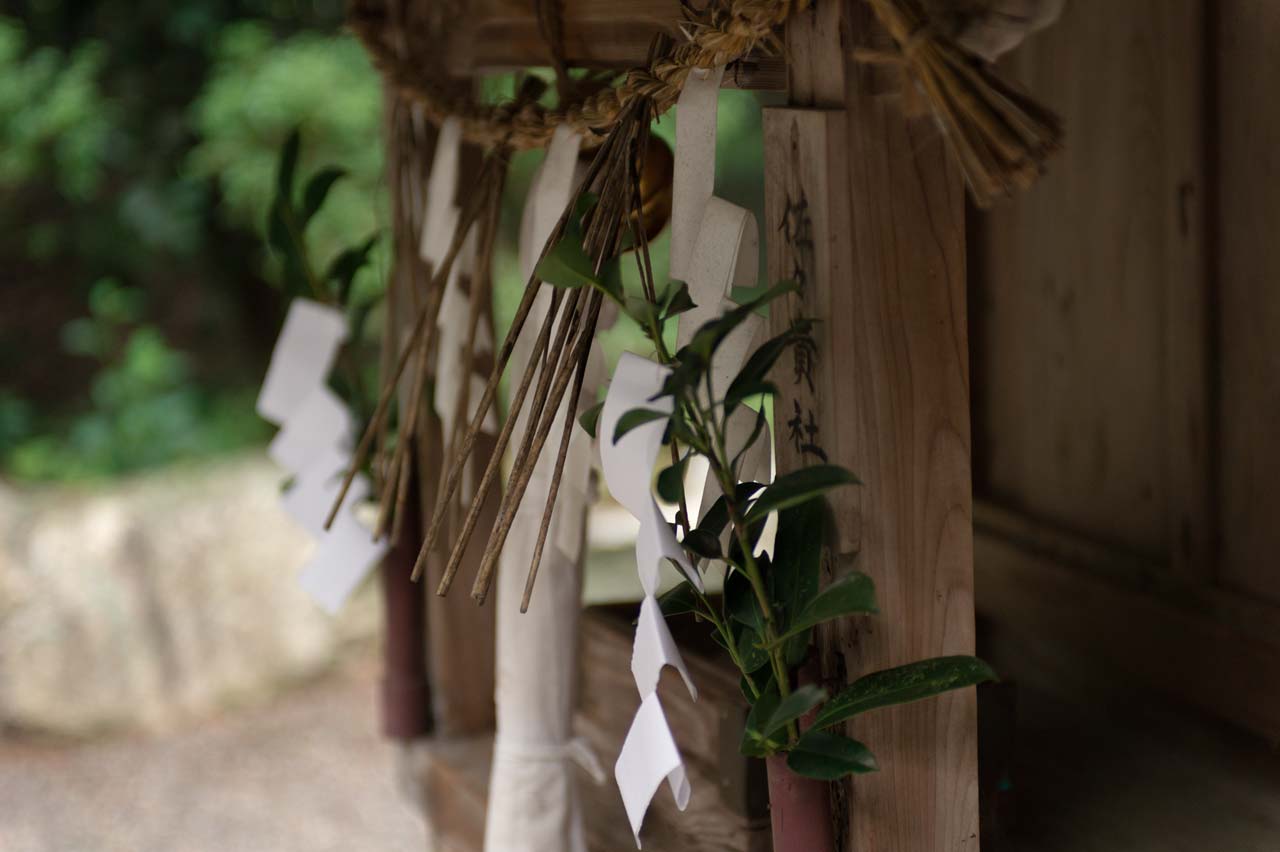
xmin=407 ymin=608 xmax=770 ymax=851
xmin=1217 ymin=0 xmax=1280 ymax=604
xmin=973 ymin=0 xmax=1199 ymax=559
xmin=973 ymin=503 xmax=1280 ymax=742
xmin=766 ymin=0 xmax=979 ymax=846
xmin=576 ymin=607 xmax=771 ymax=850
xmin=1161 ymin=0 xmax=1212 ymax=581
xmin=390 ymin=129 xmax=497 ymax=737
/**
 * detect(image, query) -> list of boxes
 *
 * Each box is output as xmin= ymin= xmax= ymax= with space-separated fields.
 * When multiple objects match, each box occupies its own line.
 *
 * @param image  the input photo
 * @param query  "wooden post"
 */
xmin=765 ymin=1 xmax=980 ymax=849
xmin=386 ymin=89 xmax=497 ymax=739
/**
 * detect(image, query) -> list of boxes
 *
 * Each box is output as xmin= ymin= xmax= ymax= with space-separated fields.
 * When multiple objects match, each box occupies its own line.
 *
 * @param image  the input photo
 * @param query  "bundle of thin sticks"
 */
xmin=862 ymin=0 xmax=1061 ymax=205
xmin=324 ymin=55 xmax=665 ymax=606
xmin=419 ymin=89 xmax=663 ymax=607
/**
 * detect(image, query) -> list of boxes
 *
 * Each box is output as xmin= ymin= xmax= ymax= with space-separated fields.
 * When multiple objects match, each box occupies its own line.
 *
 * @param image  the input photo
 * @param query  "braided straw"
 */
xmin=347 ymin=0 xmax=809 ymax=150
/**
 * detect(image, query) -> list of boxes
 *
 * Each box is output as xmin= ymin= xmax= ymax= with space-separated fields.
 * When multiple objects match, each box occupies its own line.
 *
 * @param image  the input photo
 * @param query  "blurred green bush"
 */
xmin=0 ymin=8 xmax=383 ymax=482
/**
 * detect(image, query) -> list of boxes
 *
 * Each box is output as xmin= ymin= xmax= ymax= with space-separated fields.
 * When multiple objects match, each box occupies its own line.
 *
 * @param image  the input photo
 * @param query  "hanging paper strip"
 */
xmin=670 ymin=66 xmax=773 ymax=531
xmin=600 ymin=353 xmax=700 ymax=847
xmin=421 ymin=117 xmax=497 ymax=479
xmin=257 ymin=298 xmax=387 ymax=613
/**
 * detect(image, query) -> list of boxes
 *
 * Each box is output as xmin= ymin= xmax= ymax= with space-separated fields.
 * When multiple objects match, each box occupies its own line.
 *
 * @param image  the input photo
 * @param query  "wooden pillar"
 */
xmin=386 ymin=93 xmax=497 ymax=740
xmin=765 ymin=1 xmax=979 ymax=849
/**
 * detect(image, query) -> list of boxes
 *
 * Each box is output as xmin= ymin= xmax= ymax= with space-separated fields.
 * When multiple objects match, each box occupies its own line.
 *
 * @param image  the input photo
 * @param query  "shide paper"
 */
xmin=670 ymin=65 xmax=772 ymax=529
xmin=256 ymin=298 xmax=347 ymax=426
xmin=419 ymin=116 xmax=496 ymax=468
xmin=600 ymin=353 xmax=699 ymax=846
xmin=256 ymin=298 xmax=386 ymax=614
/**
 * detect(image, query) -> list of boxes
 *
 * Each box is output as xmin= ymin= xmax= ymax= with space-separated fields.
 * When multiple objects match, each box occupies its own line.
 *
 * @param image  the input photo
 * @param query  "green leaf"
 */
xmin=813 ymin=656 xmax=998 ymax=731
xmin=267 ymin=196 xmax=292 ymax=258
xmin=660 ymin=281 xmax=696 ymax=319
xmin=301 ymin=166 xmax=346 ymax=224
xmin=786 ymin=572 xmax=878 ymax=636
xmin=740 ymin=682 xmax=784 ymax=757
xmin=681 ymin=280 xmax=799 ymax=366
xmin=682 ymin=528 xmax=722 ymax=560
xmin=658 ymin=581 xmax=700 ymax=618
xmin=725 ymin=568 xmax=763 ymax=632
xmin=771 ymin=501 xmax=825 ymax=619
xmin=724 ymin=321 xmax=810 ymax=413
xmin=625 ymin=296 xmax=661 ymax=332
xmin=735 ymin=623 xmax=770 ymax=673
xmin=744 ymin=465 xmax=860 ymax=525
xmin=725 ymin=380 xmax=777 ymax=412
xmin=731 ymin=408 xmax=769 ymax=474
xmin=276 ymin=128 xmax=301 ymax=199
xmin=759 ymin=684 xmax=828 ymax=739
xmin=612 ymin=407 xmax=669 ymax=444
xmin=786 ymin=731 xmax=878 ymax=780
xmin=325 ymin=234 xmax=378 ymax=305
xmin=656 ymin=457 xmax=688 ymax=504
xmin=535 ymin=234 xmax=600 ymax=290
xmin=578 ymin=401 xmax=604 ymax=439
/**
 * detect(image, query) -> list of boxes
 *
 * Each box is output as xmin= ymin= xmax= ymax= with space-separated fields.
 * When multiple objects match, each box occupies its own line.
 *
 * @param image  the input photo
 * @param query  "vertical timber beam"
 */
xmin=765 ymin=1 xmax=979 ymax=849
xmin=387 ymin=94 xmax=497 ymax=739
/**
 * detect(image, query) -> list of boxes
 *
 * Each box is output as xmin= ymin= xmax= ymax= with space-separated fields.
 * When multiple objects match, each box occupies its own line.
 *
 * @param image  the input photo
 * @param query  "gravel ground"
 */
xmin=0 ymin=649 xmax=424 ymax=852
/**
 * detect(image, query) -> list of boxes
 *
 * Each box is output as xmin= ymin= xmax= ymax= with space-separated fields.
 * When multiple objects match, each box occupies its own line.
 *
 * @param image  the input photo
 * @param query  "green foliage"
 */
xmin=785 ymin=730 xmax=878 ymax=780
xmin=2 ymin=279 xmax=269 ymax=480
xmin=812 ymin=657 xmax=999 ymax=731
xmin=262 ymin=130 xmax=382 ymax=430
xmin=188 ymin=21 xmax=387 ymax=299
xmin=544 ymin=213 xmax=996 ymax=780
xmin=0 ymin=18 xmax=112 ymax=200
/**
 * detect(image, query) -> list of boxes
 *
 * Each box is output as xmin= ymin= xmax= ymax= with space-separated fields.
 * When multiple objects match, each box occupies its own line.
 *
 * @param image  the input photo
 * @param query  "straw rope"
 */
xmin=347 ymin=0 xmax=808 ymax=150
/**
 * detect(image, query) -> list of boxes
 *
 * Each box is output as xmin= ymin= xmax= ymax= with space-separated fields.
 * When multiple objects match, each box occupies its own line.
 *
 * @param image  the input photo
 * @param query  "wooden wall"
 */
xmin=971 ymin=0 xmax=1280 ymax=740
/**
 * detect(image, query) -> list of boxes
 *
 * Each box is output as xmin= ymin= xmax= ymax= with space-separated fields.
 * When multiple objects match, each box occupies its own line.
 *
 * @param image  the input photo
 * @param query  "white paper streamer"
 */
xmin=615 ymin=693 xmax=690 ymax=849
xmin=668 ymin=65 xmax=773 ymax=532
xmin=256 ymin=299 xmax=386 ymax=613
xmin=256 ymin=299 xmax=348 ymax=425
xmin=267 ymin=385 xmax=351 ymax=473
xmin=669 ymin=66 xmax=725 ymax=283
xmin=600 ymin=353 xmax=701 ymax=845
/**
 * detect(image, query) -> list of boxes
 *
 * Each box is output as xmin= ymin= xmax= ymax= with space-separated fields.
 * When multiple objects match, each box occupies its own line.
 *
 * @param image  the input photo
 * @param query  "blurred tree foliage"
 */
xmin=0 ymin=1 xmax=384 ymax=481
xmin=0 ymin=2 xmax=768 ymax=482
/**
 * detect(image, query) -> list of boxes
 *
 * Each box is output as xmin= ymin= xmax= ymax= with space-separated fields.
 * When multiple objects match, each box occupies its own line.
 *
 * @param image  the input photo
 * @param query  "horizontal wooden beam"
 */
xmin=974 ymin=501 xmax=1280 ymax=742
xmin=441 ymin=0 xmax=785 ymax=88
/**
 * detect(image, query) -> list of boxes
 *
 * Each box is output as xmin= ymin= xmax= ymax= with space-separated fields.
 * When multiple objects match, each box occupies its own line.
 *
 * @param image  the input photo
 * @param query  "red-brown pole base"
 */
xmin=766 ymin=754 xmax=836 ymax=852
xmin=379 ymin=472 xmax=433 ymax=740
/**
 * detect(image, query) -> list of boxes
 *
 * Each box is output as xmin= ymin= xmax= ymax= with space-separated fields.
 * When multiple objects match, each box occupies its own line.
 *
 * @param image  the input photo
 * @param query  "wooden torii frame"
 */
xmin=376 ymin=1 xmax=980 ymax=849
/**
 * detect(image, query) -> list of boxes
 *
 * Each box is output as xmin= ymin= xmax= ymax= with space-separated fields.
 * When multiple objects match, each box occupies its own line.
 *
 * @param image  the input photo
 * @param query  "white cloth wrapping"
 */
xmin=484 ymin=125 xmax=603 ymax=852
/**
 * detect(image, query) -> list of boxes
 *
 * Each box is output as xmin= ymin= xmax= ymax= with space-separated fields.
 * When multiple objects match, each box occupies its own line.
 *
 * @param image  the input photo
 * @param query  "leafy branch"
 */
xmin=540 ymin=196 xmax=995 ymax=782
xmin=265 ymin=129 xmax=381 ymax=432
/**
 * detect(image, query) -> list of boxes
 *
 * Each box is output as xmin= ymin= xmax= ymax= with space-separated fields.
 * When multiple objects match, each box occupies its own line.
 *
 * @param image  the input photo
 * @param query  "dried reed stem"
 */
xmin=519 ymin=323 xmax=592 ymax=612
xmin=472 ymin=290 xmax=603 ymax=604
xmin=322 ymin=154 xmax=497 ymax=531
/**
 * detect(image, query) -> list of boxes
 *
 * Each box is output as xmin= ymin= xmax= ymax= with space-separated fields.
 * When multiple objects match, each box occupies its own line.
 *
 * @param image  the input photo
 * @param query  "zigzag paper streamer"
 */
xmin=600 ymin=353 xmax=699 ymax=846
xmin=257 ymin=298 xmax=386 ymax=614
